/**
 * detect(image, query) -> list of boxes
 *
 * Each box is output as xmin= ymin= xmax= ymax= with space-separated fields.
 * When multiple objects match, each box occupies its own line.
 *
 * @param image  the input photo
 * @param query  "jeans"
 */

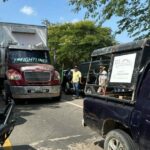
xmin=73 ymin=82 xmax=79 ymax=97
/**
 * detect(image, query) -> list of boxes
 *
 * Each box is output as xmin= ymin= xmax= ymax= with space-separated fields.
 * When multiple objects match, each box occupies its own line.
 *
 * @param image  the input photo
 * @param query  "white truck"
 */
xmin=0 ymin=22 xmax=61 ymax=103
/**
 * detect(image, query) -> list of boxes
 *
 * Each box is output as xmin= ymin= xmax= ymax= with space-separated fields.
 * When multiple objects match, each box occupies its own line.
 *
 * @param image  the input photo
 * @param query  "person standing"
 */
xmin=97 ymin=66 xmax=107 ymax=95
xmin=72 ymin=65 xmax=82 ymax=99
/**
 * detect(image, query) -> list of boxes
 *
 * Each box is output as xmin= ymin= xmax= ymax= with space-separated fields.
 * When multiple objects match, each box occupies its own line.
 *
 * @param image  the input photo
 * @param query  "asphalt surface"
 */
xmin=0 ymin=94 xmax=104 ymax=150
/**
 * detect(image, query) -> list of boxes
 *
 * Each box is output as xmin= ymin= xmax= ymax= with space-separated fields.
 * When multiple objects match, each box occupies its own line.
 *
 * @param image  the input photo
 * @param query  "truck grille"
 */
xmin=24 ymin=71 xmax=50 ymax=82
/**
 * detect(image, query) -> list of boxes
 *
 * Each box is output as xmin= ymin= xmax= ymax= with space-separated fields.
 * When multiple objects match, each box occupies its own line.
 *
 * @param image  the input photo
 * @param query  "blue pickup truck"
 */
xmin=83 ymin=39 xmax=150 ymax=150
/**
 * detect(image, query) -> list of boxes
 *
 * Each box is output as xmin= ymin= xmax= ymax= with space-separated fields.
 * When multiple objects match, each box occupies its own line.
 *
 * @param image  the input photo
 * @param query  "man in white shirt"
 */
xmin=97 ymin=65 xmax=107 ymax=95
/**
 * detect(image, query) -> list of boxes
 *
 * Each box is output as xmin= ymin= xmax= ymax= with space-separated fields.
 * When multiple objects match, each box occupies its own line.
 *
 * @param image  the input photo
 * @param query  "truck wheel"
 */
xmin=104 ymin=129 xmax=135 ymax=150
xmin=54 ymin=94 xmax=61 ymax=101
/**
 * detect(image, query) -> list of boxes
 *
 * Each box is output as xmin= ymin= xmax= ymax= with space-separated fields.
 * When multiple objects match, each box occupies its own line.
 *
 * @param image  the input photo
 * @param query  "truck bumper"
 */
xmin=10 ymin=85 xmax=61 ymax=99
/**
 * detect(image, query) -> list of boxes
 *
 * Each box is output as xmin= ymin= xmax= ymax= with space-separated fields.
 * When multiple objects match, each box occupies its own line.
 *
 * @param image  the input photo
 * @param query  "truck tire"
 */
xmin=104 ymin=129 xmax=136 ymax=150
xmin=54 ymin=95 xmax=61 ymax=101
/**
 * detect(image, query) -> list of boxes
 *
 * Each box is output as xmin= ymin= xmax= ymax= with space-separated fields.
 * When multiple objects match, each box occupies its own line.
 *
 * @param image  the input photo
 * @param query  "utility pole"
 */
xmin=53 ymin=48 xmax=56 ymax=65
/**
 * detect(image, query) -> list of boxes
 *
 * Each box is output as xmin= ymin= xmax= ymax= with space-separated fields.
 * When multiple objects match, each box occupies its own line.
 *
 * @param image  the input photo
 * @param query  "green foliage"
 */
xmin=48 ymin=20 xmax=115 ymax=69
xmin=69 ymin=0 xmax=150 ymax=39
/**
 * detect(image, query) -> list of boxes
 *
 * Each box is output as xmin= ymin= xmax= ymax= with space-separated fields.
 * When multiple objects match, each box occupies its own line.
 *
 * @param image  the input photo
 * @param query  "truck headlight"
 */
xmin=54 ymin=71 xmax=60 ymax=80
xmin=7 ymin=69 xmax=22 ymax=80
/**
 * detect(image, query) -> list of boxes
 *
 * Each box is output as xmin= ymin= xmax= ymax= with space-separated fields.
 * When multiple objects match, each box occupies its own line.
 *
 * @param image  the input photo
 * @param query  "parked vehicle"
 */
xmin=83 ymin=39 xmax=150 ymax=150
xmin=61 ymin=62 xmax=99 ymax=95
xmin=0 ymin=99 xmax=15 ymax=145
xmin=0 ymin=22 xmax=61 ymax=103
xmin=61 ymin=69 xmax=73 ymax=94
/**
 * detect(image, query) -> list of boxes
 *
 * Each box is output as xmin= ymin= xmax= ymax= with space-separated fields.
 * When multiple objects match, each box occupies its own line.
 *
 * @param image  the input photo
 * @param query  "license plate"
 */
xmin=31 ymin=88 xmax=48 ymax=93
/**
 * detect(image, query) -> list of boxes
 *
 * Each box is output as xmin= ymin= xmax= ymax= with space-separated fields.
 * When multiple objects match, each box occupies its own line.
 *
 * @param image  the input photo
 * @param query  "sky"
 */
xmin=0 ymin=0 xmax=134 ymax=43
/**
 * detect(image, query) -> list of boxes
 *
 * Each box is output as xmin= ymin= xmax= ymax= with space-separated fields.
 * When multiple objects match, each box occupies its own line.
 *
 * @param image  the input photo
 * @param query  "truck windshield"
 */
xmin=8 ymin=50 xmax=50 ymax=64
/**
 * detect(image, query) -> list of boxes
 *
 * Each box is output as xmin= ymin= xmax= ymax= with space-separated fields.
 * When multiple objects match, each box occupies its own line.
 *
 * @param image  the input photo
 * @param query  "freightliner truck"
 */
xmin=0 ymin=22 xmax=61 ymax=103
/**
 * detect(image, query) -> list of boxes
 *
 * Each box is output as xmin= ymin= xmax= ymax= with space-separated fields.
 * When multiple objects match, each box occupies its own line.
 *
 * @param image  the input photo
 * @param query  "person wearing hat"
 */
xmin=97 ymin=65 xmax=107 ymax=95
xmin=71 ymin=65 xmax=82 ymax=99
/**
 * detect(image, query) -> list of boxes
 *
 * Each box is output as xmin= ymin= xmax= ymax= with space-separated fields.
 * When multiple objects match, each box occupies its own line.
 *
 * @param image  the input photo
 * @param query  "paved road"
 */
xmin=1 ymin=95 xmax=104 ymax=150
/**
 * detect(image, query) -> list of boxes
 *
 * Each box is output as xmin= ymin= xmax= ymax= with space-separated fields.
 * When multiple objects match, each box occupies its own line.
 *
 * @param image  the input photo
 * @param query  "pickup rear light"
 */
xmin=7 ymin=69 xmax=22 ymax=81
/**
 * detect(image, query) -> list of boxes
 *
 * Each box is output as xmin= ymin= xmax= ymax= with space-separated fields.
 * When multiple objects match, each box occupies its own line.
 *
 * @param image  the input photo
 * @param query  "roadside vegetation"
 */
xmin=69 ymin=0 xmax=150 ymax=40
xmin=45 ymin=20 xmax=116 ymax=69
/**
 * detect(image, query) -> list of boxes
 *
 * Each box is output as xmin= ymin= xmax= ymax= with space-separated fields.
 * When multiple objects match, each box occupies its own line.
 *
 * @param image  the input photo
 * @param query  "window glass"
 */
xmin=8 ymin=49 xmax=50 ymax=64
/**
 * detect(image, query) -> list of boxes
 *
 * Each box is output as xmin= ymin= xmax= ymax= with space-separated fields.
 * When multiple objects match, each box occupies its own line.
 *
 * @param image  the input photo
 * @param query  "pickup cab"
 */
xmin=83 ymin=39 xmax=150 ymax=150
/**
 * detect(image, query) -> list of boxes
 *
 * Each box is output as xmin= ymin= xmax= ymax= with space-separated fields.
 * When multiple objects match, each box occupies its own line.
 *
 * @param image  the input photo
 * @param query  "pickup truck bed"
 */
xmin=84 ymin=95 xmax=134 ymax=137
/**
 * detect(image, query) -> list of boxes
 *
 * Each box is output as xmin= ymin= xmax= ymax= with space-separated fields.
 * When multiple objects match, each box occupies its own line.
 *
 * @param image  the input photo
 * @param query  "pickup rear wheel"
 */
xmin=104 ymin=129 xmax=135 ymax=150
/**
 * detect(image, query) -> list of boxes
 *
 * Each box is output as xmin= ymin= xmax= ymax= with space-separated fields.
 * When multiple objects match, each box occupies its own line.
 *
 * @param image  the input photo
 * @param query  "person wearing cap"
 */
xmin=71 ymin=65 xmax=82 ymax=99
xmin=97 ymin=65 xmax=107 ymax=95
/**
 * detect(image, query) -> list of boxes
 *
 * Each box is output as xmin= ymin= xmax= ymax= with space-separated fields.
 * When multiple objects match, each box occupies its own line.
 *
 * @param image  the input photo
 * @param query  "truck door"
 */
xmin=137 ymin=66 xmax=150 ymax=149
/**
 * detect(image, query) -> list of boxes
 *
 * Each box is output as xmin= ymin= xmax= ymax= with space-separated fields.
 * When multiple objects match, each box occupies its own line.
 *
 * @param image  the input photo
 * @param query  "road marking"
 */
xmin=48 ymin=135 xmax=81 ymax=142
xmin=30 ymin=135 xmax=81 ymax=147
xmin=65 ymin=101 xmax=83 ymax=109
xmin=30 ymin=140 xmax=44 ymax=147
xmin=3 ymin=138 xmax=13 ymax=150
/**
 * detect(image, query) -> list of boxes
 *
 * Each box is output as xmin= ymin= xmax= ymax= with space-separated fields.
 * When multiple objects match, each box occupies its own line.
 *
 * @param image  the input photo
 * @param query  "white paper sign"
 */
xmin=110 ymin=53 xmax=136 ymax=83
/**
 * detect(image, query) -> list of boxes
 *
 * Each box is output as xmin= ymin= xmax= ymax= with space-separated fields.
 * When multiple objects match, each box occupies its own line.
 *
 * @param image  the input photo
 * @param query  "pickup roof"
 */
xmin=83 ymin=39 xmax=150 ymax=150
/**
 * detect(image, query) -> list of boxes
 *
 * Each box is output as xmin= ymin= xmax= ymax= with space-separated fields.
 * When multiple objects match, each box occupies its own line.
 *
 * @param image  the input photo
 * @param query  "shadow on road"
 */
xmin=94 ymin=139 xmax=104 ymax=149
xmin=14 ymin=98 xmax=61 ymax=126
xmin=1 ymin=145 xmax=36 ymax=150
xmin=61 ymin=93 xmax=84 ymax=102
xmin=0 ymin=94 xmax=80 ymax=127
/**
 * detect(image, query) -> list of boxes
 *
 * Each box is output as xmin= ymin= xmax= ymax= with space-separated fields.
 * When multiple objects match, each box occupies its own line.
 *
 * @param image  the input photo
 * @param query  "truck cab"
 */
xmin=0 ymin=22 xmax=61 ymax=103
xmin=83 ymin=39 xmax=150 ymax=150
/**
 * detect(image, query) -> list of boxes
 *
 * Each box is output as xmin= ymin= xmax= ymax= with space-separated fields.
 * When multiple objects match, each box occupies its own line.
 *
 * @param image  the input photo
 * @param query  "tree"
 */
xmin=42 ymin=19 xmax=51 ymax=27
xmin=69 ymin=0 xmax=150 ymax=39
xmin=48 ymin=21 xmax=115 ymax=69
